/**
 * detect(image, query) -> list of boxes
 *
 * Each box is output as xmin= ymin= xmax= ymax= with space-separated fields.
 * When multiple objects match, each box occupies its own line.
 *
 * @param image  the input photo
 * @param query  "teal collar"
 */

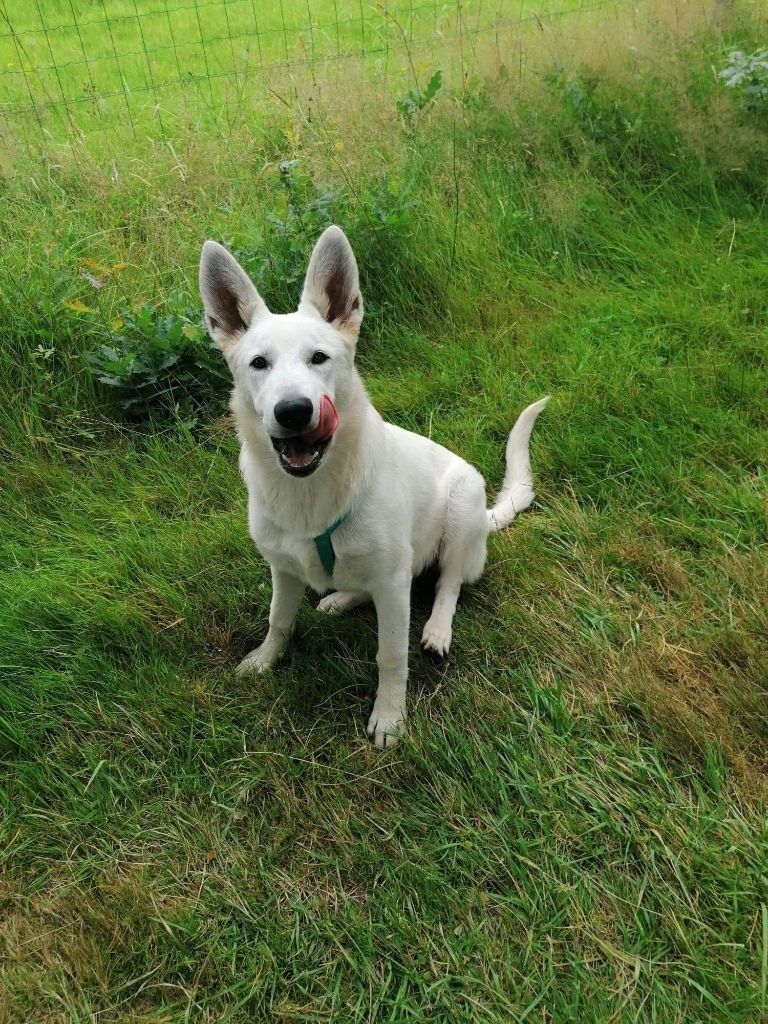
xmin=314 ymin=508 xmax=352 ymax=576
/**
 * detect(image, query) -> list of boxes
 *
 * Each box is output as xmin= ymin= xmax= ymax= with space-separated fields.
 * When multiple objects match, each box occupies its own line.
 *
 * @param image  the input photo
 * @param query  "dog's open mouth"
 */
xmin=271 ymin=434 xmax=332 ymax=476
xmin=271 ymin=395 xmax=339 ymax=477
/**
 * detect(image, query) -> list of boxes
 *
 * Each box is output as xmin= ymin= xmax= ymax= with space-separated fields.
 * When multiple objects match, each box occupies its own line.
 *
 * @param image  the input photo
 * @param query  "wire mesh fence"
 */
xmin=0 ymin=0 xmax=623 ymax=150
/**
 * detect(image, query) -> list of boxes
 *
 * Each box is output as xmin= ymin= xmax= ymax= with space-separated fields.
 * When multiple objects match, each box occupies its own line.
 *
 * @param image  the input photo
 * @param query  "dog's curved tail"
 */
xmin=487 ymin=397 xmax=549 ymax=532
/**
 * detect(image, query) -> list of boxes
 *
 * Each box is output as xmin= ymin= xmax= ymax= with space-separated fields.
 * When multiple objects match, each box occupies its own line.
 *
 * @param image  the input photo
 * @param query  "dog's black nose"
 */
xmin=274 ymin=397 xmax=314 ymax=432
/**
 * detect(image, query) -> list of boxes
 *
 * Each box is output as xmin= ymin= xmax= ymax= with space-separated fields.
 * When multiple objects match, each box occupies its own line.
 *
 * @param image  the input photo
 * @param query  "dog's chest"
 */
xmin=262 ymin=534 xmax=329 ymax=592
xmin=249 ymin=511 xmax=365 ymax=594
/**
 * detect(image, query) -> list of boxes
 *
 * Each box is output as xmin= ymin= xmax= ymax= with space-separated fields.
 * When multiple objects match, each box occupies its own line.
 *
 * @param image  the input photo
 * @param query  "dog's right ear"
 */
xmin=199 ymin=241 xmax=268 ymax=353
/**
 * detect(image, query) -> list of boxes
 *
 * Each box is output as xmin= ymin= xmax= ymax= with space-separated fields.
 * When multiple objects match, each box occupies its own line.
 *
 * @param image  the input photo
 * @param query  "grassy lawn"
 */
xmin=0 ymin=0 xmax=584 ymax=139
xmin=1 ymin=1 xmax=767 ymax=1021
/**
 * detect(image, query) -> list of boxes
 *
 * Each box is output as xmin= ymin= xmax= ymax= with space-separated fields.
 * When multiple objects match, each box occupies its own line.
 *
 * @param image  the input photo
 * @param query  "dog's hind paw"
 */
xmin=420 ymin=618 xmax=452 ymax=658
xmin=366 ymin=702 xmax=406 ymax=750
xmin=235 ymin=643 xmax=282 ymax=676
xmin=317 ymin=591 xmax=369 ymax=615
xmin=317 ymin=592 xmax=348 ymax=615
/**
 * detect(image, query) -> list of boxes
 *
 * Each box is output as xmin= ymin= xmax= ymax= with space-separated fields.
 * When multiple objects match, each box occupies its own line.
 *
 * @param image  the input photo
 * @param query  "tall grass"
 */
xmin=1 ymin=1 xmax=767 ymax=1020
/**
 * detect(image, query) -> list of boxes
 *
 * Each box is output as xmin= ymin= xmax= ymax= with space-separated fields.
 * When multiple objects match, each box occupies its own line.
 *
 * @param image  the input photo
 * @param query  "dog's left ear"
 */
xmin=299 ymin=225 xmax=363 ymax=343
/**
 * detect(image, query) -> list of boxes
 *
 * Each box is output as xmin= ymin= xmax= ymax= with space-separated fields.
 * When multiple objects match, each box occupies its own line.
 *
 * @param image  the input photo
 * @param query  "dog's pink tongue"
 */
xmin=305 ymin=394 xmax=339 ymax=443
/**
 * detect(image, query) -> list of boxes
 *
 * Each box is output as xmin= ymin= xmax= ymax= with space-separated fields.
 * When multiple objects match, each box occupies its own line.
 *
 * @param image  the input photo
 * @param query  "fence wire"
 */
xmin=0 ymin=0 xmax=622 ymax=149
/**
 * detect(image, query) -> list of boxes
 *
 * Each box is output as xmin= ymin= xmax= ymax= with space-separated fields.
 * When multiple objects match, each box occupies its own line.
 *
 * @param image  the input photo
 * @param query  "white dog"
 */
xmin=200 ymin=226 xmax=547 ymax=747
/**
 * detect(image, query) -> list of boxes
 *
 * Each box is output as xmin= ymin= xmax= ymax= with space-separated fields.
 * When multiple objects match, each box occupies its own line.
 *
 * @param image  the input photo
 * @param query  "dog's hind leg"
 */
xmin=420 ymin=570 xmax=463 ymax=657
xmin=317 ymin=591 xmax=370 ymax=615
xmin=421 ymin=471 xmax=488 ymax=658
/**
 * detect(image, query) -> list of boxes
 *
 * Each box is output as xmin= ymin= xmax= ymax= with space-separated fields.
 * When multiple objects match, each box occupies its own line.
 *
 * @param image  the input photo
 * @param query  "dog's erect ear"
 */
xmin=199 ymin=240 xmax=268 ymax=352
xmin=299 ymin=225 xmax=363 ymax=342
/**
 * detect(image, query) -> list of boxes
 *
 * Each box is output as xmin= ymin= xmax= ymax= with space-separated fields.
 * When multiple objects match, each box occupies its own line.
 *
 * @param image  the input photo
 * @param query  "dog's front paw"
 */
xmin=421 ymin=617 xmax=452 ymax=658
xmin=235 ymin=642 xmax=282 ymax=676
xmin=366 ymin=700 xmax=406 ymax=750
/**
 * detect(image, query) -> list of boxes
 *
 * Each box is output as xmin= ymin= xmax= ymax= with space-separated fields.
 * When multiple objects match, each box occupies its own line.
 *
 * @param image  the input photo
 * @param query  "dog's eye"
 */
xmin=250 ymin=356 xmax=268 ymax=370
xmin=311 ymin=351 xmax=329 ymax=365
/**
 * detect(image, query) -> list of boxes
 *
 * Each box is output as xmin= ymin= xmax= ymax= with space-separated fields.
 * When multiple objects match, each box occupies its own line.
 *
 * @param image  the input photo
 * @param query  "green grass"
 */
xmin=1 ymin=1 xmax=768 ymax=1020
xmin=0 ymin=0 xmax=583 ymax=144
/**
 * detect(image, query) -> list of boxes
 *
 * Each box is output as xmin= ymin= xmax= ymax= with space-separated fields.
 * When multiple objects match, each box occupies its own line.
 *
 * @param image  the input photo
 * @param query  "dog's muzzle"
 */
xmin=270 ymin=394 xmax=339 ymax=477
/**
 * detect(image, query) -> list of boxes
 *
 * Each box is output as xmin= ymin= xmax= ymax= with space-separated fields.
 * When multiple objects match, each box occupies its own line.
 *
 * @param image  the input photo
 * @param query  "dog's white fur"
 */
xmin=200 ymin=225 xmax=547 ymax=747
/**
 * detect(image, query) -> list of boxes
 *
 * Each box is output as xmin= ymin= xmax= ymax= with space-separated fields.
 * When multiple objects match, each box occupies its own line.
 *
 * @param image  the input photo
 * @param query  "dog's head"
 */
xmin=200 ymin=226 xmax=363 ymax=477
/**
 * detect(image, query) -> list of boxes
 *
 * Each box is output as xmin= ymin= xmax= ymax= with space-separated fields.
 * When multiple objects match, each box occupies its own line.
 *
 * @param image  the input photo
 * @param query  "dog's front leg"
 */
xmin=236 ymin=567 xmax=305 ymax=675
xmin=367 ymin=574 xmax=410 ymax=748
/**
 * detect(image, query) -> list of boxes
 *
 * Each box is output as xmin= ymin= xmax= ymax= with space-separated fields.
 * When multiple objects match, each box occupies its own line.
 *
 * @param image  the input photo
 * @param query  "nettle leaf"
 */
xmin=421 ymin=70 xmax=442 ymax=106
xmin=62 ymin=298 xmax=96 ymax=314
xmin=396 ymin=69 xmax=442 ymax=130
xmin=81 ymin=257 xmax=111 ymax=276
xmin=135 ymin=305 xmax=155 ymax=333
xmin=719 ymin=67 xmax=745 ymax=86
xmin=182 ymin=321 xmax=202 ymax=342
xmin=166 ymin=319 xmax=184 ymax=344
